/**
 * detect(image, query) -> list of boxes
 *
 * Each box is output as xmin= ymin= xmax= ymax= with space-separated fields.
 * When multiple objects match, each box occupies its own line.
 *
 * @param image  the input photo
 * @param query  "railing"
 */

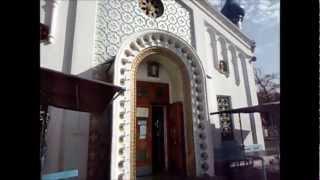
xmin=264 ymin=137 xmax=280 ymax=155
xmin=214 ymin=142 xmax=267 ymax=180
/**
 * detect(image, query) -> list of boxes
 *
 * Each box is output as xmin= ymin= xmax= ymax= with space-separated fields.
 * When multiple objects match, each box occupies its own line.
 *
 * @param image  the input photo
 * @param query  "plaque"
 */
xmin=138 ymin=118 xmax=147 ymax=139
xmin=136 ymin=107 xmax=149 ymax=117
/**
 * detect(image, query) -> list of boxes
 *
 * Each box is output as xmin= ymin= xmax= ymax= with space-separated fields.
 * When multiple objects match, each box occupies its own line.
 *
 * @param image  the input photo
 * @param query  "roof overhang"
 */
xmin=40 ymin=67 xmax=124 ymax=113
xmin=210 ymin=101 xmax=280 ymax=115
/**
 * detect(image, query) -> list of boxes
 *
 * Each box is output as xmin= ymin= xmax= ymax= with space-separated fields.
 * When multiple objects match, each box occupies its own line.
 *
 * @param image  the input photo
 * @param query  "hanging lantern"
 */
xmin=147 ymin=61 xmax=160 ymax=77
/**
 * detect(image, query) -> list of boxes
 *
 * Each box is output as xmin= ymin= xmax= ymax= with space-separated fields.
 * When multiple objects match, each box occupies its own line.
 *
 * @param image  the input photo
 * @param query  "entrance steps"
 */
xmin=137 ymin=174 xmax=227 ymax=180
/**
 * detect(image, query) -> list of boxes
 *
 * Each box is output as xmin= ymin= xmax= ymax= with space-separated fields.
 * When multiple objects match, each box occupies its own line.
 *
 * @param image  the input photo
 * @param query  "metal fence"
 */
xmin=264 ymin=137 xmax=280 ymax=155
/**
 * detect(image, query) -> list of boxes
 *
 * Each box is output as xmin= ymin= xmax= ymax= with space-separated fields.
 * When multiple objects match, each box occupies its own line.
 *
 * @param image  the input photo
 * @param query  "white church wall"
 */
xmin=244 ymin=59 xmax=265 ymax=149
xmin=40 ymin=0 xmax=69 ymax=72
xmin=40 ymin=1 xmax=98 ymax=179
xmin=60 ymin=110 xmax=90 ymax=180
xmin=40 ymin=0 xmax=70 ymax=175
xmin=70 ymin=0 xmax=97 ymax=77
xmin=42 ymin=107 xmax=64 ymax=174
xmin=40 ymin=0 xmax=266 ymax=178
xmin=182 ymin=1 xmax=263 ymax=150
xmin=190 ymin=7 xmax=209 ymax=72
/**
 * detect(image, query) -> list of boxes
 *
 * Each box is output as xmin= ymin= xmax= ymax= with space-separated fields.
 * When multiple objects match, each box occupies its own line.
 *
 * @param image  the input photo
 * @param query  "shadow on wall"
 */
xmin=209 ymin=124 xmax=255 ymax=179
xmin=75 ymin=64 xmax=115 ymax=180
xmin=72 ymin=59 xmax=115 ymax=82
xmin=209 ymin=123 xmax=251 ymax=161
xmin=43 ymin=63 xmax=116 ymax=180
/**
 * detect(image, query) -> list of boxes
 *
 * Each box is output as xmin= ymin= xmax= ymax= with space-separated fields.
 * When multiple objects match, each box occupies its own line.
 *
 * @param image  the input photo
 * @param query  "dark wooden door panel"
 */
xmin=136 ymin=81 xmax=169 ymax=175
xmin=167 ymin=102 xmax=186 ymax=176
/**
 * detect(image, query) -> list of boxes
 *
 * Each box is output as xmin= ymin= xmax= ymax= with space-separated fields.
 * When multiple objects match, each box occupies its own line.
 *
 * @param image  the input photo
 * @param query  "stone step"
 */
xmin=137 ymin=175 xmax=227 ymax=180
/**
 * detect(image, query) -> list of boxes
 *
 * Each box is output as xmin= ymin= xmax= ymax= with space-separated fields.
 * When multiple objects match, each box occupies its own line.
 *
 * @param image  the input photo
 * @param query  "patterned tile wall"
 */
xmin=94 ymin=0 xmax=193 ymax=66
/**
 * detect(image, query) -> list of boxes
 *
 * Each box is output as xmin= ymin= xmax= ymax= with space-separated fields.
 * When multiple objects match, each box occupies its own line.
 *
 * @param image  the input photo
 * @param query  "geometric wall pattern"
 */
xmin=94 ymin=0 xmax=193 ymax=66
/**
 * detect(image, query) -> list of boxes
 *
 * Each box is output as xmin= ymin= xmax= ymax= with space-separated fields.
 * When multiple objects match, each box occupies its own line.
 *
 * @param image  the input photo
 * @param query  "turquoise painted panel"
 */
xmin=42 ymin=169 xmax=78 ymax=180
xmin=244 ymin=144 xmax=263 ymax=153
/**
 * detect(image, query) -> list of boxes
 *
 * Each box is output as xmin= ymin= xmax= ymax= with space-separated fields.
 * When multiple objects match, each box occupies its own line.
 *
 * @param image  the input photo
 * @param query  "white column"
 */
xmin=47 ymin=0 xmax=59 ymax=43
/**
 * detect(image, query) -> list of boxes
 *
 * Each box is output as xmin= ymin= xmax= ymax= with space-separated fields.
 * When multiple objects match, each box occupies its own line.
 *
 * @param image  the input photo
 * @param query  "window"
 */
xmin=139 ymin=0 xmax=164 ymax=18
xmin=217 ymin=37 xmax=229 ymax=76
xmin=219 ymin=60 xmax=228 ymax=73
xmin=217 ymin=95 xmax=234 ymax=141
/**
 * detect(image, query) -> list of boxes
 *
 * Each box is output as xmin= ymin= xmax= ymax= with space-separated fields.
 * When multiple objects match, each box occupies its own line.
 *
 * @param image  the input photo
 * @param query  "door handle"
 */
xmin=172 ymin=129 xmax=177 ymax=145
xmin=171 ymin=129 xmax=176 ymax=137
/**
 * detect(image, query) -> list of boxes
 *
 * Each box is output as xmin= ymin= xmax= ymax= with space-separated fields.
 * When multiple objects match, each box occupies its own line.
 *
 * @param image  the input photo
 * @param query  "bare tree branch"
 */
xmin=254 ymin=67 xmax=280 ymax=104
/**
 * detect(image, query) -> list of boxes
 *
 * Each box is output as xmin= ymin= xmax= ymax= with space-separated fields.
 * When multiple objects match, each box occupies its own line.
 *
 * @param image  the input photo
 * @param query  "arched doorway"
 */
xmin=111 ymin=30 xmax=214 ymax=180
xmin=134 ymin=50 xmax=192 ymax=177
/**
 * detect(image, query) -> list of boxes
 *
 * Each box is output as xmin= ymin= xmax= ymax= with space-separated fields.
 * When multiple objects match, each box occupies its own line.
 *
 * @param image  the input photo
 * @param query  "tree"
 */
xmin=254 ymin=67 xmax=280 ymax=104
xmin=254 ymin=68 xmax=280 ymax=136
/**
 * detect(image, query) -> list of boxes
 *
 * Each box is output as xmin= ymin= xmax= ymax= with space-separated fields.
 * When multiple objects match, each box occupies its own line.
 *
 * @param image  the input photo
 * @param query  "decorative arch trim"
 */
xmin=110 ymin=30 xmax=215 ymax=179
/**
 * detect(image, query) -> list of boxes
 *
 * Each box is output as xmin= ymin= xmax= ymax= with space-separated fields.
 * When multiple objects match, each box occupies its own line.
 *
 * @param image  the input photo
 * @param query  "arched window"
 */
xmin=217 ymin=36 xmax=230 ymax=76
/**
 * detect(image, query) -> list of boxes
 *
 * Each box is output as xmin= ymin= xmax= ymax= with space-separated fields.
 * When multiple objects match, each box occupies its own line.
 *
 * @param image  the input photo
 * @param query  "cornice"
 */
xmin=191 ymin=0 xmax=255 ymax=51
xmin=205 ymin=22 xmax=253 ymax=59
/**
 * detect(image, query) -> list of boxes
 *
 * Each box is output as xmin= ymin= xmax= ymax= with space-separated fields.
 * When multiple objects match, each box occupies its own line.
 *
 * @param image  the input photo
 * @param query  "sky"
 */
xmin=208 ymin=0 xmax=280 ymax=76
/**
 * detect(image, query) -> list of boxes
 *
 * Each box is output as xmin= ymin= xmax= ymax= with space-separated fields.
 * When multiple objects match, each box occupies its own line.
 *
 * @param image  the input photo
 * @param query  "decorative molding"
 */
xmin=138 ymin=0 xmax=164 ymax=18
xmin=229 ymin=44 xmax=240 ymax=86
xmin=111 ymin=30 xmax=215 ymax=179
xmin=238 ymin=52 xmax=258 ymax=144
xmin=192 ymin=0 xmax=255 ymax=50
xmin=206 ymin=23 xmax=236 ymax=77
xmin=43 ymin=0 xmax=59 ymax=44
xmin=217 ymin=36 xmax=230 ymax=77
xmin=94 ymin=0 xmax=193 ymax=68
xmin=206 ymin=27 xmax=219 ymax=71
xmin=205 ymin=22 xmax=253 ymax=60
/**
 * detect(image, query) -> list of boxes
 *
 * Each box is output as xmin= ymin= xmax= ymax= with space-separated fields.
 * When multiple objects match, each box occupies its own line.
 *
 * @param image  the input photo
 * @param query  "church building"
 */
xmin=40 ymin=0 xmax=265 ymax=179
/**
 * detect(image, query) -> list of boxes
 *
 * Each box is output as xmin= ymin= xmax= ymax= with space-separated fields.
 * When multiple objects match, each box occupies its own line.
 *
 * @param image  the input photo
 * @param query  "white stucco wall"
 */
xmin=41 ymin=0 xmax=265 ymax=179
xmin=40 ymin=0 xmax=69 ymax=72
xmin=182 ymin=0 xmax=264 ymax=149
xmin=40 ymin=1 xmax=98 ymax=179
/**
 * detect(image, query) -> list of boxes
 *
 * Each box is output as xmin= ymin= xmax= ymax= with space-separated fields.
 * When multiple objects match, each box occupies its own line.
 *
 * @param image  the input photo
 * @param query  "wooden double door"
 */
xmin=136 ymin=81 xmax=186 ymax=176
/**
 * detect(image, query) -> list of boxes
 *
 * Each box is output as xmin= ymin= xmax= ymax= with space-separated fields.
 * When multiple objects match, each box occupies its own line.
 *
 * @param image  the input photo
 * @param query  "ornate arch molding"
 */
xmin=111 ymin=30 xmax=214 ymax=179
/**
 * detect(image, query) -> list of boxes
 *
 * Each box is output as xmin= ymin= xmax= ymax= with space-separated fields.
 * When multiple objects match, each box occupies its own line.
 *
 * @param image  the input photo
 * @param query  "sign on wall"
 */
xmin=136 ymin=107 xmax=149 ymax=117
